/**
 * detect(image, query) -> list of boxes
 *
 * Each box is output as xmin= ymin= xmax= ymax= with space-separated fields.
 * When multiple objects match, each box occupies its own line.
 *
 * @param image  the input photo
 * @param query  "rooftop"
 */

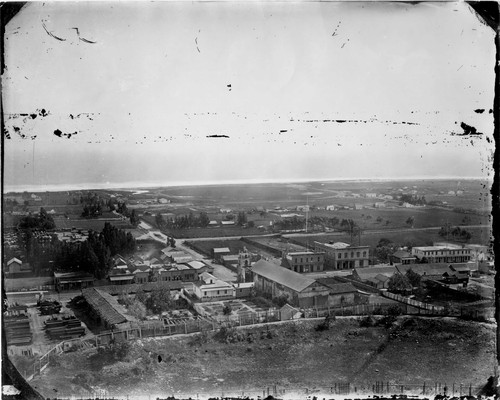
xmin=252 ymin=260 xmax=316 ymax=292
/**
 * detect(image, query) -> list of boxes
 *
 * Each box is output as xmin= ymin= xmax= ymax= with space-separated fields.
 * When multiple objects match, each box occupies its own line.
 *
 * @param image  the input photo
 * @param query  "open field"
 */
xmin=185 ymin=239 xmax=264 ymax=258
xmin=289 ymin=226 xmax=492 ymax=249
xmin=28 ymin=317 xmax=495 ymax=399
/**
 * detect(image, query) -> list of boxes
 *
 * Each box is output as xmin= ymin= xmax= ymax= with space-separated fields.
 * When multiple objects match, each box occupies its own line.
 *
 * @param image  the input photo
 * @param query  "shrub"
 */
xmin=315 ymin=314 xmax=336 ymax=331
xmin=359 ymin=315 xmax=375 ymax=327
xmin=223 ymin=304 xmax=232 ymax=315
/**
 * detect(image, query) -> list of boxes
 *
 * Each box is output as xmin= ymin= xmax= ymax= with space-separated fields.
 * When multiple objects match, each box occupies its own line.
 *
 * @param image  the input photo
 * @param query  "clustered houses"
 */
xmin=314 ymin=241 xmax=370 ymax=270
xmin=352 ymin=262 xmax=473 ymax=289
xmin=411 ymin=243 xmax=472 ymax=263
xmin=281 ymin=251 xmax=325 ymax=273
xmin=107 ymin=249 xmax=212 ymax=286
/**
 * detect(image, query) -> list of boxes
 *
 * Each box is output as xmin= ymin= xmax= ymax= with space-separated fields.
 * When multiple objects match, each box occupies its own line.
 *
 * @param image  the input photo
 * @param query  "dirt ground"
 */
xmin=29 ymin=316 xmax=495 ymax=399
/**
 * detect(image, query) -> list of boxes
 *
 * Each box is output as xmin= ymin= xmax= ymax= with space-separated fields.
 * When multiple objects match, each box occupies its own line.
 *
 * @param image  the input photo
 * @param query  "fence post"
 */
xmin=184 ymin=321 xmax=187 ymax=334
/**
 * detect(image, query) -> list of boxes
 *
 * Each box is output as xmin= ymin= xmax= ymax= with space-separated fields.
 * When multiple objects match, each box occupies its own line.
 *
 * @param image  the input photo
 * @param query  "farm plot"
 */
xmin=54 ymin=217 xmax=132 ymax=231
xmin=185 ymin=239 xmax=262 ymax=258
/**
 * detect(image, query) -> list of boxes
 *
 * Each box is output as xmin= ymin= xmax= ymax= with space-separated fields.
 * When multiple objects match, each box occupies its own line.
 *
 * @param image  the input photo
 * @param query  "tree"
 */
xmin=155 ymin=213 xmax=165 ymax=229
xmin=128 ymin=300 xmax=147 ymax=320
xmin=168 ymin=237 xmax=176 ymax=248
xmin=236 ymin=212 xmax=247 ymax=226
xmin=406 ymin=216 xmax=415 ymax=228
xmin=130 ymin=210 xmax=139 ymax=226
xmin=388 ymin=273 xmax=411 ymax=293
xmin=223 ymin=304 xmax=232 ymax=315
xmin=145 ymin=283 xmax=173 ymax=314
xmin=405 ymin=268 xmax=421 ymax=288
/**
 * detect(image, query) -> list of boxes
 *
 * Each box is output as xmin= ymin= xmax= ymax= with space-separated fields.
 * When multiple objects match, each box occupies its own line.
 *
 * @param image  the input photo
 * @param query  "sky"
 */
xmin=2 ymin=1 xmax=496 ymax=192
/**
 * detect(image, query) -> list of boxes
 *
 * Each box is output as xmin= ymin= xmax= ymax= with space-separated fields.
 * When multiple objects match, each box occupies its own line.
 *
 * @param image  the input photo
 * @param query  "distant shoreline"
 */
xmin=3 ymin=176 xmax=491 ymax=194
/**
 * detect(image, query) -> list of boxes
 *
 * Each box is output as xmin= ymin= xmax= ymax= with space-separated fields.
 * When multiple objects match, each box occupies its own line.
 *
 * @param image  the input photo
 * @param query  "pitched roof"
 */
xmin=317 ymin=278 xmax=358 ymax=294
xmin=354 ymin=266 xmax=397 ymax=280
xmin=213 ymin=247 xmax=231 ymax=253
xmin=396 ymin=264 xmax=455 ymax=277
xmin=7 ymin=258 xmax=22 ymax=266
xmin=251 ymin=260 xmax=316 ymax=292
xmin=82 ymin=288 xmax=128 ymax=326
xmin=392 ymin=250 xmax=413 ymax=259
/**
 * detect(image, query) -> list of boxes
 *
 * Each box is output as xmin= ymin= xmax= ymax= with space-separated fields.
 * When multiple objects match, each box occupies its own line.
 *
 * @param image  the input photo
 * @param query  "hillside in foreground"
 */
xmin=29 ymin=317 xmax=495 ymax=399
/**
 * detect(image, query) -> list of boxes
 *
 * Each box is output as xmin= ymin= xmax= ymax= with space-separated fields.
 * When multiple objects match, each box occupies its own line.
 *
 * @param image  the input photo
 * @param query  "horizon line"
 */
xmin=3 ymin=176 xmax=492 ymax=194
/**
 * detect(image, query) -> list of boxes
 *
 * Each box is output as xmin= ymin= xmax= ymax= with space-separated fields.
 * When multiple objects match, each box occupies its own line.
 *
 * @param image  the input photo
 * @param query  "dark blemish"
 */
xmin=41 ymin=21 xmax=66 ymax=41
xmin=39 ymin=108 xmax=48 ymax=117
xmin=30 ymin=113 xmax=37 ymax=119
xmin=79 ymin=37 xmax=96 ymax=44
xmin=489 ymin=109 xmax=493 ymax=113
xmin=13 ymin=126 xmax=20 ymax=133
xmin=195 ymin=37 xmax=200 ymax=53
xmin=19 ymin=113 xmax=28 ymax=116
xmin=486 ymin=136 xmax=491 ymax=143
xmin=54 ymin=129 xmax=62 ymax=137
xmin=227 ymin=84 xmax=232 ymax=91
xmin=460 ymin=121 xmax=482 ymax=135
xmin=158 ymin=355 xmax=162 ymax=363
xmin=206 ymin=134 xmax=229 ymax=138
xmin=474 ymin=109 xmax=485 ymax=114
xmin=70 ymin=114 xmax=74 ymax=119
xmin=336 ymin=120 xmax=346 ymax=123
xmin=457 ymin=65 xmax=463 ymax=71
xmin=280 ymin=130 xmax=287 ymax=133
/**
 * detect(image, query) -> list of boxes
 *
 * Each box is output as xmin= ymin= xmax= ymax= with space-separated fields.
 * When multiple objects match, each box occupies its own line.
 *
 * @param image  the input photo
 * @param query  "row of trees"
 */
xmin=80 ymin=192 xmax=105 ymax=218
xmin=18 ymin=208 xmax=56 ymax=230
xmin=399 ymin=194 xmax=427 ymax=206
xmin=156 ymin=211 xmax=211 ymax=230
xmin=439 ymin=224 xmax=472 ymax=242
xmin=22 ymin=222 xmax=135 ymax=279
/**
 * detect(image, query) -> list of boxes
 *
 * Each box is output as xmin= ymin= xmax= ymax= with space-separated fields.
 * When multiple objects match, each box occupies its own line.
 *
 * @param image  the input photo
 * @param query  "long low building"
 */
xmin=82 ymin=287 xmax=129 ymax=329
xmin=252 ymin=260 xmax=330 ymax=308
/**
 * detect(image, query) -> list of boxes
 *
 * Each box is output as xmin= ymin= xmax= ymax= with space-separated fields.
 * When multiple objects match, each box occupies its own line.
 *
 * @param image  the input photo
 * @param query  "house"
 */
xmin=374 ymin=202 xmax=386 ymax=208
xmin=222 ymin=254 xmax=240 ymax=269
xmin=213 ymin=247 xmax=231 ymax=262
xmin=354 ymin=204 xmax=363 ymax=210
xmin=282 ymin=251 xmax=325 ymax=273
xmin=193 ymin=272 xmax=235 ymax=301
xmin=390 ymin=250 xmax=417 ymax=265
xmin=365 ymin=193 xmax=377 ymax=198
xmin=82 ymin=287 xmax=129 ymax=329
xmin=4 ymin=258 xmax=32 ymax=277
xmin=186 ymin=260 xmax=212 ymax=274
xmin=221 ymin=220 xmax=235 ymax=226
xmin=314 ymin=241 xmax=370 ymax=270
xmin=251 ymin=260 xmax=330 ymax=308
xmin=279 ymin=304 xmax=302 ymax=321
xmin=316 ymin=278 xmax=360 ymax=306
xmin=54 ymin=271 xmax=94 ymax=291
xmin=352 ymin=265 xmax=398 ymax=285
xmin=326 ymin=205 xmax=336 ymax=211
xmin=396 ymin=263 xmax=466 ymax=282
xmin=411 ymin=244 xmax=471 ymax=263
xmin=108 ymin=268 xmax=135 ymax=285
xmin=233 ymin=282 xmax=254 ymax=298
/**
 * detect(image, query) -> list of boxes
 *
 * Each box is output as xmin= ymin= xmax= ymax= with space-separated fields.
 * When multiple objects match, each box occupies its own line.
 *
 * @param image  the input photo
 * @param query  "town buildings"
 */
xmin=252 ymin=260 xmax=330 ymax=308
xmin=411 ymin=244 xmax=472 ymax=263
xmin=314 ymin=241 xmax=370 ymax=270
xmin=281 ymin=251 xmax=325 ymax=273
xmin=192 ymin=272 xmax=236 ymax=301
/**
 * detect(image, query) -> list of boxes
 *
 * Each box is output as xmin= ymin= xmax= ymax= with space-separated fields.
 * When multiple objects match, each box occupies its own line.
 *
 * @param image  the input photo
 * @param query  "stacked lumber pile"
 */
xmin=4 ymin=315 xmax=32 ymax=346
xmin=44 ymin=316 xmax=85 ymax=340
